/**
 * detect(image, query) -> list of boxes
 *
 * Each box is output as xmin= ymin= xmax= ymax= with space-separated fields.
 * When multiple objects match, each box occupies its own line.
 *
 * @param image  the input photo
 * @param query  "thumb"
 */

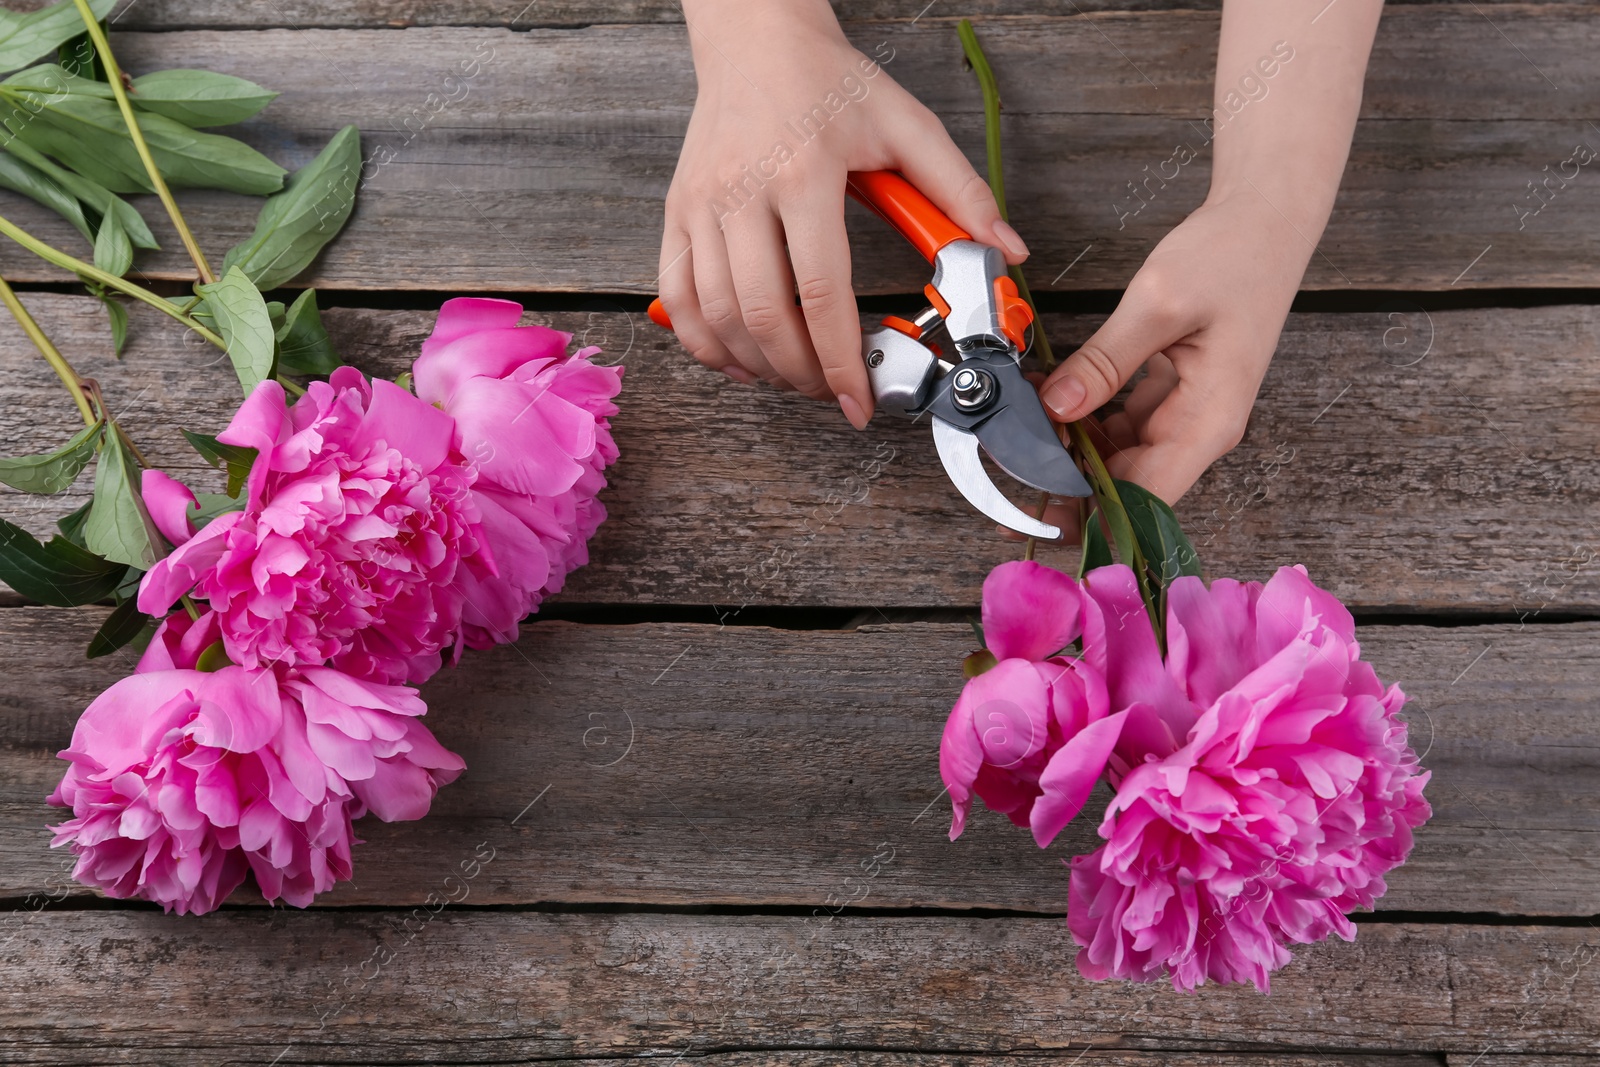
xmin=1039 ymin=294 xmax=1190 ymax=422
xmin=887 ymin=119 xmax=1030 ymax=264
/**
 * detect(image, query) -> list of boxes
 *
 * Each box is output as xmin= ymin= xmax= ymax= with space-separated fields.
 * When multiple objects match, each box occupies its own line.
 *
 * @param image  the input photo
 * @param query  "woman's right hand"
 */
xmin=659 ymin=0 xmax=1030 ymax=430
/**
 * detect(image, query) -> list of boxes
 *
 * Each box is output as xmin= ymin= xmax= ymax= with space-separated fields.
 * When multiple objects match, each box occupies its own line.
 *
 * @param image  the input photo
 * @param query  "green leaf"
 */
xmin=0 ymin=419 xmax=102 ymax=493
xmin=129 ymin=69 xmax=278 ymax=128
xmin=0 ymin=138 xmax=156 ymax=247
xmin=0 ymin=144 xmax=92 ymax=242
xmin=0 ymin=514 xmax=124 ymax=605
xmin=86 ymin=596 xmax=151 ymax=658
xmin=1078 ymin=507 xmax=1113 ymax=579
xmin=91 ymin=203 xmax=131 ymax=275
xmin=1115 ymin=479 xmax=1202 ymax=588
xmin=84 ymin=430 xmax=157 ymax=568
xmin=197 ymin=266 xmax=276 ymax=395
xmin=57 ymin=21 xmax=107 ymax=82
xmin=101 ymin=294 xmax=126 ymax=356
xmin=274 ymin=289 xmax=341 ymax=376
xmin=181 ymin=429 xmax=256 ymax=499
xmin=56 ymin=498 xmax=90 ymax=546
xmin=191 ymin=490 xmax=244 ymax=526
xmin=0 ymin=62 xmax=111 ymax=97
xmin=4 ymin=91 xmax=286 ymax=195
xmin=0 ymin=0 xmax=115 ymax=75
xmin=221 ymin=124 xmax=359 ymax=289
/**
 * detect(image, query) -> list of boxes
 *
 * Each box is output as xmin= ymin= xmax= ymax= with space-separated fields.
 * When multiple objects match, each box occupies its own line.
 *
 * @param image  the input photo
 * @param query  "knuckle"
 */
xmin=739 ymin=295 xmax=789 ymax=342
xmin=957 ymin=171 xmax=998 ymax=212
xmin=1129 ymin=270 xmax=1191 ymax=329
xmin=796 ymin=273 xmax=843 ymax=310
xmin=699 ymin=294 xmax=742 ymax=337
xmin=1204 ymin=405 xmax=1250 ymax=453
xmin=1071 ymin=344 xmax=1123 ymax=400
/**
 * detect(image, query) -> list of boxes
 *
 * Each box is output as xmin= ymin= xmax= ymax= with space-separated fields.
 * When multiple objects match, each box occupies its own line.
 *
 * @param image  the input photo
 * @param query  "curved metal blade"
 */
xmin=972 ymin=383 xmax=1094 ymax=497
xmin=932 ymin=417 xmax=1063 ymax=540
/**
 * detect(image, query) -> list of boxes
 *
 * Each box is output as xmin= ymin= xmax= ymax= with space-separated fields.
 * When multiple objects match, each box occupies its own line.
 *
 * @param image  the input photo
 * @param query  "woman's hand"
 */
xmin=659 ymin=0 xmax=1029 ymax=429
xmin=1035 ymin=0 xmax=1386 ymax=517
xmin=1038 ymin=192 xmax=1308 ymax=507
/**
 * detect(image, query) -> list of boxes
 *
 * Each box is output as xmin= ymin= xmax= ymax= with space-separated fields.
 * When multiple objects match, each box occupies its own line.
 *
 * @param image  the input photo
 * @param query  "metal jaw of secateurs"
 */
xmin=860 ymin=223 xmax=1092 ymax=541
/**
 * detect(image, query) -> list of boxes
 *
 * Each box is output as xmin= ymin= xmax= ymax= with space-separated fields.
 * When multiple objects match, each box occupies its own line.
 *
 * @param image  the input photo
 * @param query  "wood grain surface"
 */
xmin=1 ymin=912 xmax=1596 ymax=1062
xmin=0 ymin=9 xmax=1593 ymax=290
xmin=3 ymin=611 xmax=1594 ymax=915
xmin=53 ymin=0 xmax=1577 ymax=29
xmin=1 ymin=297 xmax=1595 ymax=612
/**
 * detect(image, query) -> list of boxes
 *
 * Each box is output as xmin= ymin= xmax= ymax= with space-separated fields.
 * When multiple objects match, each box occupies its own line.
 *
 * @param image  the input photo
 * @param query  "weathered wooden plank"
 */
xmin=3 ymin=610 xmax=1595 ymax=915
xmin=0 ymin=913 xmax=1595 ymax=1060
xmin=0 ymin=11 xmax=1594 ymax=290
xmin=2 ymin=297 xmax=1596 ymax=612
xmin=53 ymin=0 xmax=1567 ymax=31
xmin=1449 ymin=1060 xmax=1600 ymax=1067
xmin=0 ymin=1051 xmax=1452 ymax=1067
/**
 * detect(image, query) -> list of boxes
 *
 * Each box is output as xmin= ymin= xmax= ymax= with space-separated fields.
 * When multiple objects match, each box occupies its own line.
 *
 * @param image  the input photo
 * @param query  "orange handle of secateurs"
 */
xmin=843 ymin=170 xmax=969 ymax=264
xmin=646 ymin=170 xmax=967 ymax=331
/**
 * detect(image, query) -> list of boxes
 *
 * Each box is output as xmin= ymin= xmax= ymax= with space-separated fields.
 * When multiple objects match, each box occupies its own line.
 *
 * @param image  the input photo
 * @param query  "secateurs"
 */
xmin=648 ymin=169 xmax=1092 ymax=540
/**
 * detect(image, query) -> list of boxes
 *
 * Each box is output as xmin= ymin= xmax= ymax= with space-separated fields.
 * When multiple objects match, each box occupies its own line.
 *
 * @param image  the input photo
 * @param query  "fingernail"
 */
xmin=1042 ymin=376 xmax=1087 ymax=419
xmin=839 ymin=393 xmax=871 ymax=431
xmin=992 ymin=220 xmax=1030 ymax=259
xmin=721 ymin=365 xmax=758 ymax=385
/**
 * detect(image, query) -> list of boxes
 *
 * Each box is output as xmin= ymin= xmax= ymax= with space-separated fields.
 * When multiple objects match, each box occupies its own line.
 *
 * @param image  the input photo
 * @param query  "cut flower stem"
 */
xmin=0 ymin=273 xmax=96 ymax=425
xmin=958 ymin=18 xmax=1157 ymax=635
xmin=71 ymin=0 xmax=216 ymax=285
xmin=0 ymin=213 xmax=225 ymax=348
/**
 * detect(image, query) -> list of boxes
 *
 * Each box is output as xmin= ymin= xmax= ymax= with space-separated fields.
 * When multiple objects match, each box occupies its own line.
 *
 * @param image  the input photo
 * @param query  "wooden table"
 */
xmin=2 ymin=2 xmax=1597 ymax=1063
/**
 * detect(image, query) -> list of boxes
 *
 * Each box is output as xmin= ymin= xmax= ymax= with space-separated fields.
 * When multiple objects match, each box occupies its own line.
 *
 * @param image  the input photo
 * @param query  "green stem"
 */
xmin=960 ymin=18 xmax=1158 ymax=640
xmin=0 ymin=212 xmax=224 ymax=347
xmin=70 ymin=0 xmax=215 ymax=284
xmin=275 ymin=375 xmax=306 ymax=397
xmin=0 ymin=273 xmax=96 ymax=425
xmin=958 ymin=20 xmax=1007 ymax=224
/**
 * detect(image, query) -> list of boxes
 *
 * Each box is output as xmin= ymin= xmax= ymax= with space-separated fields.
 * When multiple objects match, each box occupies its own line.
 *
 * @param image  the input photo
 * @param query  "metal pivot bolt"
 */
xmin=951 ymin=366 xmax=996 ymax=411
xmin=867 ymin=349 xmax=885 ymax=368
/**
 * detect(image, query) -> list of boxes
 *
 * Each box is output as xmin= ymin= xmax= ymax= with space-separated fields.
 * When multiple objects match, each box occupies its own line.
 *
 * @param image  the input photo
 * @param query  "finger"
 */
xmin=1104 ymin=377 xmax=1250 ymax=503
xmin=1039 ymin=283 xmax=1194 ymax=423
xmin=689 ymin=216 xmax=788 ymax=388
xmin=658 ymin=222 xmax=755 ymax=383
xmin=1098 ymin=411 xmax=1140 ymax=453
xmin=1123 ymin=351 xmax=1179 ymax=433
xmin=885 ymin=112 xmax=1030 ymax=264
xmin=780 ymin=178 xmax=872 ymax=429
xmin=723 ymin=208 xmax=835 ymax=401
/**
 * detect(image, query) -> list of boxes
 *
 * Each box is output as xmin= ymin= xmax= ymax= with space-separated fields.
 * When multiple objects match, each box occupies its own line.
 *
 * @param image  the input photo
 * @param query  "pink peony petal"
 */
xmin=1081 ymin=565 xmax=1191 ymax=755
xmin=1030 ymin=709 xmax=1129 ymax=848
xmin=141 ymin=469 xmax=200 ymax=547
xmin=420 ymin=297 xmax=524 ymax=354
xmin=981 ymin=560 xmax=1082 ymax=662
xmin=135 ymin=511 xmax=244 ymax=616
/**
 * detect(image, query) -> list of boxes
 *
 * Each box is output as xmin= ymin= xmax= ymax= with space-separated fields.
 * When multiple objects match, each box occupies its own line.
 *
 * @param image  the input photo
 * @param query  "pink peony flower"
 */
xmin=137 ymin=367 xmax=487 ymax=685
xmin=48 ymin=612 xmax=465 ymax=914
xmin=1066 ymin=564 xmax=1432 ymax=993
xmin=413 ymin=297 xmax=622 ymax=649
xmin=940 ymin=561 xmax=1129 ymax=846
